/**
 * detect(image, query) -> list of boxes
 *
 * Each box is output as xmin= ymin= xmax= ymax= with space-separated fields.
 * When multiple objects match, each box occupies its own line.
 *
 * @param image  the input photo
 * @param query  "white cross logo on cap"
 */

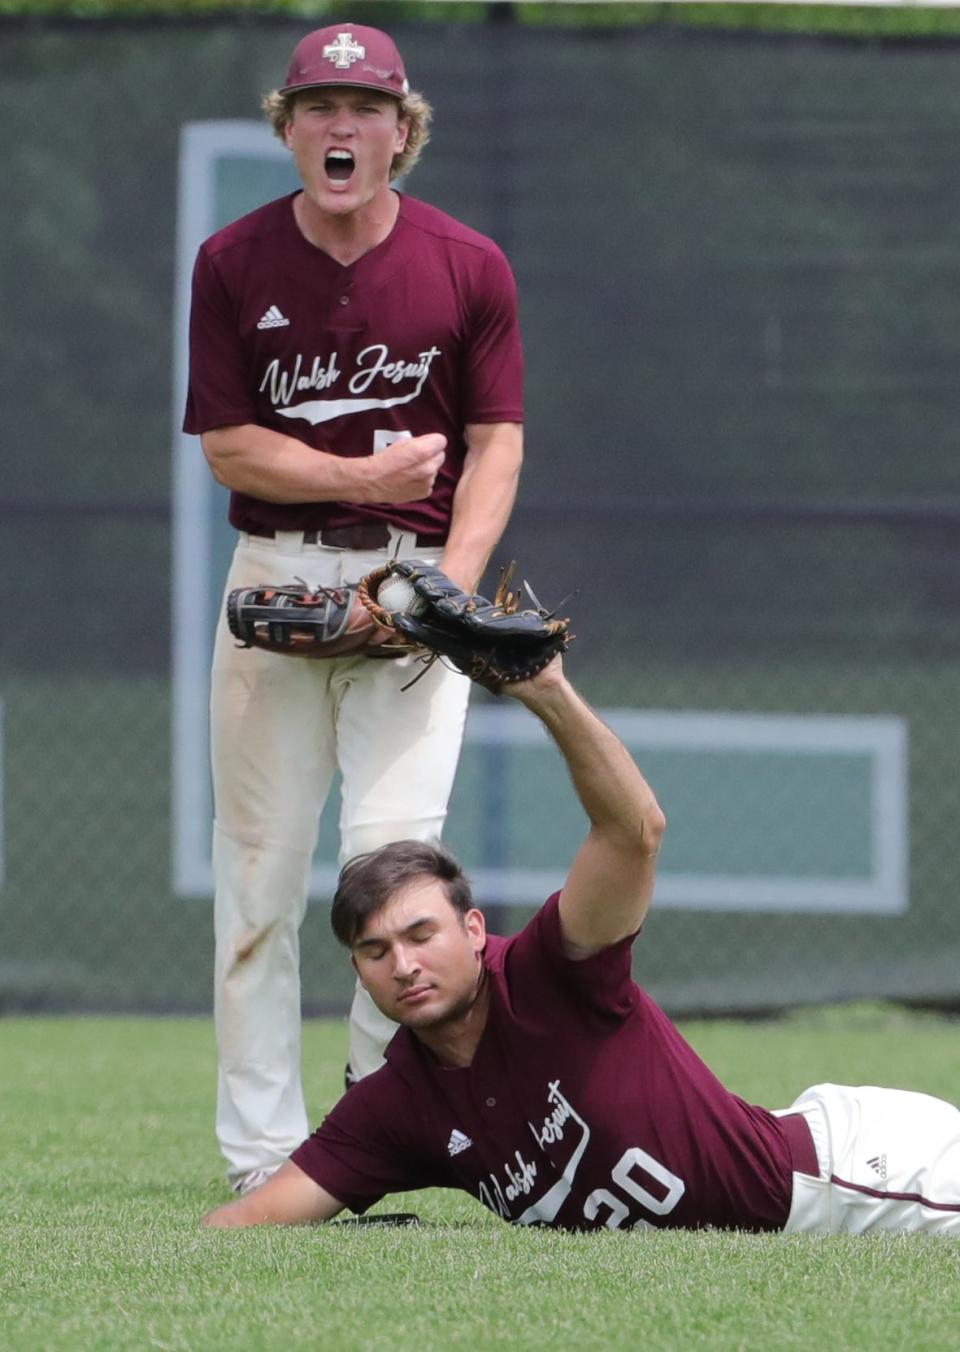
xmin=323 ymin=32 xmax=366 ymax=70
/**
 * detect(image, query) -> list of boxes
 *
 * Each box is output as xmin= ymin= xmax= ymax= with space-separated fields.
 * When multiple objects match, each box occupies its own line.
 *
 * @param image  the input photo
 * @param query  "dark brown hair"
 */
xmin=331 ymin=840 xmax=473 ymax=948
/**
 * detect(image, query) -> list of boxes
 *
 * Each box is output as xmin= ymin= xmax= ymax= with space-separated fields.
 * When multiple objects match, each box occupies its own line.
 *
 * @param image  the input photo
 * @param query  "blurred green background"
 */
xmin=3 ymin=1 xmax=960 ymax=1016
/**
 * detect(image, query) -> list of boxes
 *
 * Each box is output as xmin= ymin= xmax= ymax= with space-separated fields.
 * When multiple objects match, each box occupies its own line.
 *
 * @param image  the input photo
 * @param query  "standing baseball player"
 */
xmin=183 ymin=23 xmax=524 ymax=1194
xmin=202 ymin=652 xmax=960 ymax=1235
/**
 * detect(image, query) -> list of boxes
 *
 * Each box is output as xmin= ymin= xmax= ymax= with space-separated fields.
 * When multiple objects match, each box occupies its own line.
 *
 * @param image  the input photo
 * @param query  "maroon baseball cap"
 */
xmin=279 ymin=24 xmax=410 ymax=100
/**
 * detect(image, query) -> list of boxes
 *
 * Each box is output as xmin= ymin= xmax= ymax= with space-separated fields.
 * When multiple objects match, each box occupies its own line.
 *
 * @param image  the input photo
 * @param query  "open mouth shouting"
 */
xmin=325 ymin=149 xmax=355 ymax=186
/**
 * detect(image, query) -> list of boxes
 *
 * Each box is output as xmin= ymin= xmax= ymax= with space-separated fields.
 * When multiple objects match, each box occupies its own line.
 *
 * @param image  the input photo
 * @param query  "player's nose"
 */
xmin=392 ymin=944 xmax=419 ymax=979
xmin=329 ymin=109 xmax=357 ymax=136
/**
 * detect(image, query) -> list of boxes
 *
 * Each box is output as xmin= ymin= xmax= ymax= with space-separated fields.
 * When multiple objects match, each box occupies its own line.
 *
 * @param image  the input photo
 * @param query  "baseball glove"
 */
xmin=358 ymin=560 xmax=572 ymax=693
xmin=226 ymin=580 xmax=408 ymax=659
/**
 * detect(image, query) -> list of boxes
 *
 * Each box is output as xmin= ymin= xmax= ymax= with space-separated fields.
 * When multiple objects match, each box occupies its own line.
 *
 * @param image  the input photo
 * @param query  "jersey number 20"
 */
xmin=583 ymin=1147 xmax=686 ymax=1230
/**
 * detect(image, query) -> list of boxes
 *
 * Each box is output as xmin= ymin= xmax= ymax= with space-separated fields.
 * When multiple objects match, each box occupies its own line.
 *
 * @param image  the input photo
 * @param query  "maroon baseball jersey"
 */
xmin=183 ymin=192 xmax=523 ymax=539
xmin=292 ymin=894 xmax=798 ymax=1231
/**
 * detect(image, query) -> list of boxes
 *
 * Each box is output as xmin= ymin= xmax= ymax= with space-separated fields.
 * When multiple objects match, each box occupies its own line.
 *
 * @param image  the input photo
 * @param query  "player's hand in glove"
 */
xmin=358 ymin=560 xmax=572 ymax=694
xmin=225 ymin=581 xmax=409 ymax=659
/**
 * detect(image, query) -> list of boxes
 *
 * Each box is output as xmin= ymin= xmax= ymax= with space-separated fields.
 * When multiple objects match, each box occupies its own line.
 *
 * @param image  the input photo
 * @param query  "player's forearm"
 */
xmin=200 ymin=1161 xmax=344 ymax=1228
xmin=440 ymin=424 xmax=523 ymax=591
xmin=201 ymin=424 xmax=382 ymax=505
xmin=521 ymin=678 xmax=665 ymax=853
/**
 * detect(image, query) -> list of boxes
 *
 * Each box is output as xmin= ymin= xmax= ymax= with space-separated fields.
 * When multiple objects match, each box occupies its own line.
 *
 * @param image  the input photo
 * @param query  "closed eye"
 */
xmin=406 ymin=924 xmax=437 ymax=944
xmin=355 ymin=941 xmax=388 ymax=961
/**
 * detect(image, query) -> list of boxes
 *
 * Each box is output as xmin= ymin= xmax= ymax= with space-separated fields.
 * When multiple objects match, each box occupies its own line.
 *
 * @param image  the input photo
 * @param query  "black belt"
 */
xmin=779 ymin=1112 xmax=819 ymax=1178
xmin=246 ymin=523 xmax=446 ymax=550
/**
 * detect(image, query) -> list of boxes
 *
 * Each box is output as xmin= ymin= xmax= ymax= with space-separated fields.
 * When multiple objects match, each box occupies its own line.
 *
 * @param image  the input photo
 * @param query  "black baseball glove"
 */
xmin=226 ymin=581 xmax=408 ymax=659
xmin=359 ymin=560 xmax=572 ymax=693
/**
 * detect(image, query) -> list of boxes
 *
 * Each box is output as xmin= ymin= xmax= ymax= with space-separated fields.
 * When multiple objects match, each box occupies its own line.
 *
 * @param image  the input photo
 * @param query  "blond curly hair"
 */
xmin=262 ymin=87 xmax=432 ymax=181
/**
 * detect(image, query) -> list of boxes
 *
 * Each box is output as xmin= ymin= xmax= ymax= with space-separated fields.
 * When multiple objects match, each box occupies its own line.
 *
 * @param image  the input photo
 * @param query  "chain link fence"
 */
xmin=3 ymin=16 xmax=960 ymax=1015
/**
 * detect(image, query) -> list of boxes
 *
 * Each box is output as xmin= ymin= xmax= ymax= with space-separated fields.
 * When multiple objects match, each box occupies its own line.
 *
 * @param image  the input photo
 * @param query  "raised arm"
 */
xmin=201 ymin=1160 xmax=345 ymax=1228
xmin=505 ymin=659 xmax=665 ymax=957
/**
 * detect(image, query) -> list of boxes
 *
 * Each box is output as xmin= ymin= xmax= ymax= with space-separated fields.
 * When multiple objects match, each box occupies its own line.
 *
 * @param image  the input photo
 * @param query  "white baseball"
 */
xmin=378 ymin=575 xmax=424 ymax=615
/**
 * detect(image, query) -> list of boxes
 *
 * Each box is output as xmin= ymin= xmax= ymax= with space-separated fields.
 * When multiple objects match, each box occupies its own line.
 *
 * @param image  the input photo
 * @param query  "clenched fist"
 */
xmin=362 ymin=433 xmax=446 ymax=504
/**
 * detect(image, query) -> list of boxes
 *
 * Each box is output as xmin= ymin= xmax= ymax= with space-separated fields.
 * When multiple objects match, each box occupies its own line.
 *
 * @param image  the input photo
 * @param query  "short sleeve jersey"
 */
xmin=183 ymin=192 xmax=523 ymax=538
xmin=292 ymin=895 xmax=797 ymax=1232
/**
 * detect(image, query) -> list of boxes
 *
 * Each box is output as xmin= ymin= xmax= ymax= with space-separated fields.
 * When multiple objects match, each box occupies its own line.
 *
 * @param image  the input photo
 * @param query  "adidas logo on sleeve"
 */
xmin=257 ymin=305 xmax=290 ymax=330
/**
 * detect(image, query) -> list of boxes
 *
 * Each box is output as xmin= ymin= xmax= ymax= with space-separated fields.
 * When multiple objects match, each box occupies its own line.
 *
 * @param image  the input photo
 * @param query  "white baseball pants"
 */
xmin=210 ymin=530 xmax=470 ymax=1187
xmin=778 ymin=1082 xmax=960 ymax=1234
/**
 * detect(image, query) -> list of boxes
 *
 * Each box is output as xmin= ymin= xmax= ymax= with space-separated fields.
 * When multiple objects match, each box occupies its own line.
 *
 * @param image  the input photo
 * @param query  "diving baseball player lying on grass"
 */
xmin=202 ymin=654 xmax=960 ymax=1234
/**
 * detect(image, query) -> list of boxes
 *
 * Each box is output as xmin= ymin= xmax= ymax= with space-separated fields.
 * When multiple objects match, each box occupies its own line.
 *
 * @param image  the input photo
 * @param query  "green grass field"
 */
xmin=2 ymin=1005 xmax=958 ymax=1351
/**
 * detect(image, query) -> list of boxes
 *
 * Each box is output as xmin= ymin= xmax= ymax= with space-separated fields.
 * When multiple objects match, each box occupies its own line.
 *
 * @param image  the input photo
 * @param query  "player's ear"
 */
xmin=465 ymin=907 xmax=486 ymax=954
xmin=393 ymin=112 xmax=410 ymax=153
xmin=350 ymin=954 xmax=366 ymax=987
xmin=282 ymin=111 xmax=298 ymax=150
